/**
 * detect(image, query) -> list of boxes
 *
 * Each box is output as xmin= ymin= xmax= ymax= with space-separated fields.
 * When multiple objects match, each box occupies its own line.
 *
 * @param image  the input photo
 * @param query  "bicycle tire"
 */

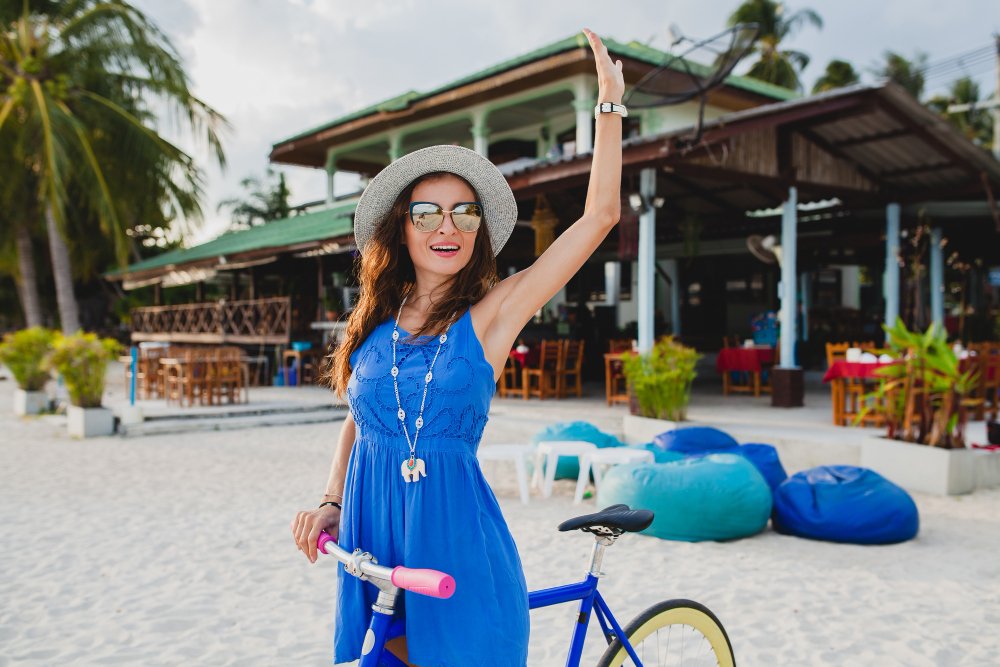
xmin=596 ymin=599 xmax=735 ymax=667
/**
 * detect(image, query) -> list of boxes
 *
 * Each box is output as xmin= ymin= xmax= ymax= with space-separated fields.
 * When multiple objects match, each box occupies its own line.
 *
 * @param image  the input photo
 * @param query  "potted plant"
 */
xmin=323 ymin=291 xmax=342 ymax=322
xmin=0 ymin=327 xmax=56 ymax=415
xmin=863 ymin=319 xmax=977 ymax=448
xmin=46 ymin=332 xmax=121 ymax=437
xmin=621 ymin=336 xmax=700 ymax=421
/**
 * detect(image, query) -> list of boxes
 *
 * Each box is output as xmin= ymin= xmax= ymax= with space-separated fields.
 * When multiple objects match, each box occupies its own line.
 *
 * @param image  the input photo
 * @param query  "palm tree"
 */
xmin=927 ymin=77 xmax=994 ymax=149
xmin=0 ymin=1 xmax=227 ymax=333
xmin=0 ymin=132 xmax=45 ymax=327
xmin=812 ymin=59 xmax=860 ymax=94
xmin=727 ymin=0 xmax=823 ymax=91
xmin=218 ymin=169 xmax=293 ymax=231
xmin=875 ymin=51 xmax=928 ymax=100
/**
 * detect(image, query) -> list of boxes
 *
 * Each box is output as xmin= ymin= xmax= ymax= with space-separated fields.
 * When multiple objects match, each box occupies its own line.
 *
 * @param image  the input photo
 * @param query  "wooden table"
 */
xmin=822 ymin=360 xmax=893 ymax=426
xmin=283 ymin=348 xmax=319 ymax=386
xmin=716 ymin=347 xmax=774 ymax=397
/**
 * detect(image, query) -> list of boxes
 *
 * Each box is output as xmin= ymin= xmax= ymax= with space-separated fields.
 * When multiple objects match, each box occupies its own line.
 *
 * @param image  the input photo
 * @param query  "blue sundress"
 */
xmin=334 ymin=307 xmax=530 ymax=666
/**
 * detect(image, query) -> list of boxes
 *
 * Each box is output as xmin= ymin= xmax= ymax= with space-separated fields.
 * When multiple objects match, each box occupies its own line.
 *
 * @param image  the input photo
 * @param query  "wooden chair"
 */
xmin=497 ymin=353 xmax=522 ymax=398
xmin=164 ymin=348 xmax=211 ymax=407
xmin=523 ymin=340 xmax=562 ymax=400
xmin=557 ymin=339 xmax=585 ymax=398
xmin=608 ymin=339 xmax=633 ymax=354
xmin=969 ymin=343 xmax=1000 ymax=421
xmin=207 ymin=347 xmax=247 ymax=405
xmin=605 ymin=342 xmax=631 ymax=406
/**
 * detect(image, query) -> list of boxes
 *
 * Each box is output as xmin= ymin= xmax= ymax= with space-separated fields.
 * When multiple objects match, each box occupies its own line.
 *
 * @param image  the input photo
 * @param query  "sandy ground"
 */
xmin=1 ymin=370 xmax=999 ymax=666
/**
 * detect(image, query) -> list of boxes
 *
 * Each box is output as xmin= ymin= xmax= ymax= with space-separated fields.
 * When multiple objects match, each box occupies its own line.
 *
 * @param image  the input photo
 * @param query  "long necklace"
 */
xmin=391 ymin=296 xmax=451 ymax=483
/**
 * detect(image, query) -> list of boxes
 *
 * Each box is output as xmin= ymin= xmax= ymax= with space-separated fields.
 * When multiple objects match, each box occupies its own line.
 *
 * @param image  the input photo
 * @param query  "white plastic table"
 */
xmin=531 ymin=441 xmax=598 ymax=499
xmin=574 ymin=447 xmax=656 ymax=504
xmin=477 ymin=443 xmax=533 ymax=504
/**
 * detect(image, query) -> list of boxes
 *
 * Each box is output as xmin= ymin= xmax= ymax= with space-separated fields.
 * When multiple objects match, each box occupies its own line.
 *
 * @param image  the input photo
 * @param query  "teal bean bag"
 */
xmin=533 ymin=421 xmax=624 ymax=479
xmin=597 ymin=454 xmax=773 ymax=542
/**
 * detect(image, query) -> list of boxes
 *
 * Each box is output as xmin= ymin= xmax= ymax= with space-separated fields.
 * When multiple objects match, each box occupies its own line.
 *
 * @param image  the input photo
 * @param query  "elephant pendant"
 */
xmin=401 ymin=455 xmax=427 ymax=483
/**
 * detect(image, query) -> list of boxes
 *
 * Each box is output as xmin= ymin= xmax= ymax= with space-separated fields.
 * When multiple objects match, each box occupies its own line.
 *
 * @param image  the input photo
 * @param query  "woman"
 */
xmin=292 ymin=28 xmax=624 ymax=666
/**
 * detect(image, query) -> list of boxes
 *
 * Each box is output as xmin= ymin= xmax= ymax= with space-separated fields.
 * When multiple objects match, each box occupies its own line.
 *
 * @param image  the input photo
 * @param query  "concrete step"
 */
xmin=119 ymin=405 xmax=348 ymax=437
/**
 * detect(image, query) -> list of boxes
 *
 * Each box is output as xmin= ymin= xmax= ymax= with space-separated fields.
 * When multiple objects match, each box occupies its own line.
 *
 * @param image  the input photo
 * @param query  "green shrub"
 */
xmin=622 ymin=336 xmax=700 ymax=421
xmin=46 ymin=332 xmax=121 ymax=408
xmin=0 ymin=327 xmax=56 ymax=391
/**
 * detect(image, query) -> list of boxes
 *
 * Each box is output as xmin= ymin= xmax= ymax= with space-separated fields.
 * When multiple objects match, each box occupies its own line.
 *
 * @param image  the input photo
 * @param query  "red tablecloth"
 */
xmin=509 ymin=348 xmax=539 ymax=368
xmin=822 ymin=360 xmax=894 ymax=382
xmin=715 ymin=347 xmax=774 ymax=373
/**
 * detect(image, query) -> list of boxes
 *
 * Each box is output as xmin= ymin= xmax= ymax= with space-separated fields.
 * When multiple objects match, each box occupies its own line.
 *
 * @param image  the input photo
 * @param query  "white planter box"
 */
xmin=860 ymin=438 xmax=975 ymax=496
xmin=623 ymin=414 xmax=679 ymax=445
xmin=14 ymin=389 xmax=48 ymax=416
xmin=67 ymin=405 xmax=115 ymax=438
xmin=117 ymin=405 xmax=144 ymax=426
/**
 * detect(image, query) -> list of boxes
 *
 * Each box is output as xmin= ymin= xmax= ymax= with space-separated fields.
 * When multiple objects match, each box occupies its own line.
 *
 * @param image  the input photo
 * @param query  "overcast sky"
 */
xmin=131 ymin=0 xmax=999 ymax=245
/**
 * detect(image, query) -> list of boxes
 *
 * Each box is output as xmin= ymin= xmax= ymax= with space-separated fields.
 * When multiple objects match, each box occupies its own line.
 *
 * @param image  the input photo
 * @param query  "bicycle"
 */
xmin=317 ymin=504 xmax=735 ymax=666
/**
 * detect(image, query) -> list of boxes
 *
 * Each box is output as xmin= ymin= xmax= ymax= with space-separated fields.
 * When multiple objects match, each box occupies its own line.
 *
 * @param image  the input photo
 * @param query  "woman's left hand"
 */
xmin=583 ymin=28 xmax=625 ymax=105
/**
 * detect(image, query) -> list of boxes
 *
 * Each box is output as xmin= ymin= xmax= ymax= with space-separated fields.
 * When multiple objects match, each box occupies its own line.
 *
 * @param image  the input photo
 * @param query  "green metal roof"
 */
xmin=273 ymin=34 xmax=797 ymax=149
xmin=108 ymin=200 xmax=357 ymax=277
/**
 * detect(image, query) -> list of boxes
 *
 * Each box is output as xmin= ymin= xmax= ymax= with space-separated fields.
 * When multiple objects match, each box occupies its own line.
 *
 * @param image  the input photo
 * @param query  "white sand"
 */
xmin=1 ymin=371 xmax=999 ymax=666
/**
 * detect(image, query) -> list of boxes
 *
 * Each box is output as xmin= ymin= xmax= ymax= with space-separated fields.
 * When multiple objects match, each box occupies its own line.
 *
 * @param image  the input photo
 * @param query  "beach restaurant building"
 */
xmin=108 ymin=34 xmax=1000 ymax=375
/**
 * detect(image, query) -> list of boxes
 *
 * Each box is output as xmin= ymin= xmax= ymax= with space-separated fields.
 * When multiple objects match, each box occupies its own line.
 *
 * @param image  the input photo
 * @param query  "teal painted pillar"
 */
xmin=388 ymin=134 xmax=403 ymax=162
xmin=930 ymin=226 xmax=945 ymax=332
xmin=884 ymin=203 xmax=900 ymax=328
xmin=637 ymin=168 xmax=657 ymax=353
xmin=779 ymin=186 xmax=798 ymax=368
xmin=572 ymin=78 xmax=595 ymax=154
xmin=471 ymin=109 xmax=490 ymax=157
xmin=325 ymin=152 xmax=337 ymax=204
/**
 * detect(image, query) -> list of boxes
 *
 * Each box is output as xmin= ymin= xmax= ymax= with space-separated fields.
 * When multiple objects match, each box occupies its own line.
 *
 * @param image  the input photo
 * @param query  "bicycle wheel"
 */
xmin=596 ymin=599 xmax=735 ymax=667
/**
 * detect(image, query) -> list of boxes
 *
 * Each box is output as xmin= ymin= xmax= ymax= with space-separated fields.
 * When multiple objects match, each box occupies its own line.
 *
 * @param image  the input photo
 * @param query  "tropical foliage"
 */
xmin=927 ymin=77 xmax=994 ymax=149
xmin=45 ymin=331 xmax=120 ymax=407
xmin=622 ymin=336 xmax=701 ymax=421
xmin=0 ymin=326 xmax=56 ymax=390
xmin=863 ymin=319 xmax=977 ymax=448
xmin=0 ymin=0 xmax=227 ymax=332
xmin=727 ymin=0 xmax=823 ymax=91
xmin=218 ymin=169 xmax=292 ymax=231
xmin=812 ymin=59 xmax=860 ymax=94
xmin=875 ymin=50 xmax=928 ymax=100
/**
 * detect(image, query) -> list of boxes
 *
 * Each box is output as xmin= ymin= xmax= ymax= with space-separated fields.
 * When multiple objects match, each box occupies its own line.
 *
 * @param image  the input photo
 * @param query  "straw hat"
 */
xmin=352 ymin=145 xmax=517 ymax=256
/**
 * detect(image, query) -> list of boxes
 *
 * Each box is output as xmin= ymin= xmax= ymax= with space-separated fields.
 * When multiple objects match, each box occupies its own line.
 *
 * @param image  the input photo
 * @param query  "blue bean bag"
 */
xmin=598 ymin=454 xmax=773 ymax=542
xmin=653 ymin=426 xmax=740 ymax=457
xmin=772 ymin=466 xmax=919 ymax=544
xmin=629 ymin=442 xmax=686 ymax=463
xmin=738 ymin=444 xmax=788 ymax=491
xmin=533 ymin=421 xmax=623 ymax=479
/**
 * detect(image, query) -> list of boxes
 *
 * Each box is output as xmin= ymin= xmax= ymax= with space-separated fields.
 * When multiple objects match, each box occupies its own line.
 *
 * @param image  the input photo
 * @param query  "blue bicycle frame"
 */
xmin=528 ymin=573 xmax=643 ymax=667
xmin=360 ymin=574 xmax=643 ymax=667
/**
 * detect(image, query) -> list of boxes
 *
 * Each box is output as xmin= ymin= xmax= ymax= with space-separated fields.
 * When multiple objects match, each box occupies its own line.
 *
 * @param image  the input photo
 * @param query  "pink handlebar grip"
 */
xmin=316 ymin=531 xmax=336 ymax=555
xmin=391 ymin=566 xmax=456 ymax=599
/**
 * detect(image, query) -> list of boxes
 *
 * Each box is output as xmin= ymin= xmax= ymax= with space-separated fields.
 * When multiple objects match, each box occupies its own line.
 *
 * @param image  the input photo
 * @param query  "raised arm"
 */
xmin=488 ymin=29 xmax=624 ymax=344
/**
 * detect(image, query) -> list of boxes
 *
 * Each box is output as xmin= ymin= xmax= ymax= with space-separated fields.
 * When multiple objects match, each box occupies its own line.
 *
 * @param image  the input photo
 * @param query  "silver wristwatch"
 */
xmin=594 ymin=102 xmax=628 ymax=120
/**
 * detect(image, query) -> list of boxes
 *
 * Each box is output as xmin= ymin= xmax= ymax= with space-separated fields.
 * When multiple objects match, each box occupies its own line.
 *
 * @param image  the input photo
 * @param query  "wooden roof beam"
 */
xmin=833 ymin=127 xmax=911 ymax=148
xmin=872 ymin=97 xmax=979 ymax=178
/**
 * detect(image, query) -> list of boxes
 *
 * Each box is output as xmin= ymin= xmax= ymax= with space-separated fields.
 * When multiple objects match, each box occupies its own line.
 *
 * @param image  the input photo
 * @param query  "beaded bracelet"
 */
xmin=319 ymin=500 xmax=342 ymax=510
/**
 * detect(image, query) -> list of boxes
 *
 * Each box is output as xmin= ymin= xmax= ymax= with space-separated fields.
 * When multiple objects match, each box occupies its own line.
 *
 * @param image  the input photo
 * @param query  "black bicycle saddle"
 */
xmin=557 ymin=504 xmax=654 ymax=534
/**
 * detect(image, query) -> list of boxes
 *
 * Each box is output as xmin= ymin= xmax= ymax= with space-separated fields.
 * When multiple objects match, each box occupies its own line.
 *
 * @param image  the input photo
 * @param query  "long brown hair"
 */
xmin=324 ymin=172 xmax=499 ymax=398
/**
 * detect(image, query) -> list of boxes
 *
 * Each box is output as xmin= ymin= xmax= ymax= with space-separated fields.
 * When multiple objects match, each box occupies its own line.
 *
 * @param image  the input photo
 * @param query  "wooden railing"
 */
xmin=130 ymin=297 xmax=291 ymax=344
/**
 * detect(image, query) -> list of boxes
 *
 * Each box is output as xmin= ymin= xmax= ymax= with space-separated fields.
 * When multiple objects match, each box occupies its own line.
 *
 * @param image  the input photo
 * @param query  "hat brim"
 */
xmin=352 ymin=145 xmax=517 ymax=257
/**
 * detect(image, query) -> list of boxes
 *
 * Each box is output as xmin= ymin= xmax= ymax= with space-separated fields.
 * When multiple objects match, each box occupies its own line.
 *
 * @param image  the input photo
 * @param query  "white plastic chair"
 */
xmin=477 ymin=444 xmax=532 ymax=504
xmin=574 ymin=448 xmax=656 ymax=504
xmin=531 ymin=441 xmax=598 ymax=499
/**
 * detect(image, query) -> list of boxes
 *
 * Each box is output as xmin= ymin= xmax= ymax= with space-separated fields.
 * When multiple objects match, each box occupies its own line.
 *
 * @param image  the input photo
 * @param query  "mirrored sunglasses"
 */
xmin=409 ymin=201 xmax=483 ymax=233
